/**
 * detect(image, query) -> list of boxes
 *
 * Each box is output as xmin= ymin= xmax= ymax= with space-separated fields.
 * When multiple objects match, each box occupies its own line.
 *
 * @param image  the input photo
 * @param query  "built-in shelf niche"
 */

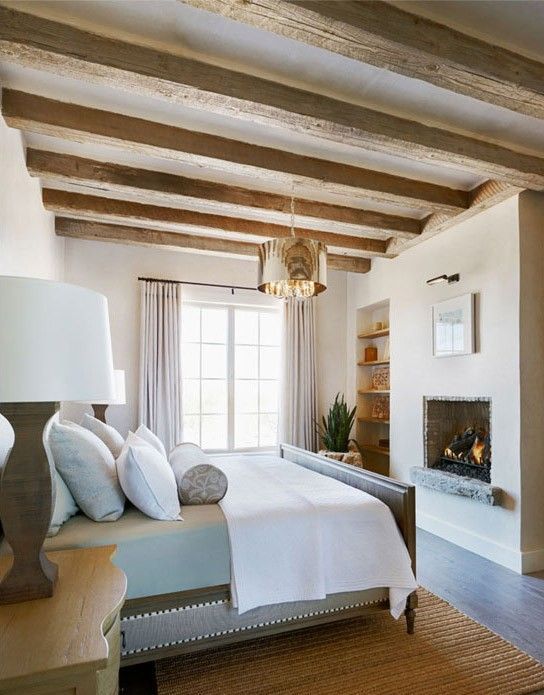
xmin=356 ymin=299 xmax=390 ymax=475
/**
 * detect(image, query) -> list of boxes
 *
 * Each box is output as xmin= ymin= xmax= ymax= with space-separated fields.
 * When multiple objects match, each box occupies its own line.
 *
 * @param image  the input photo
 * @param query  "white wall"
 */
xmin=0 ymin=117 xmax=64 ymax=280
xmin=347 ymin=198 xmax=525 ymax=570
xmin=63 ymin=238 xmax=347 ymax=441
xmin=519 ymin=191 xmax=544 ymax=571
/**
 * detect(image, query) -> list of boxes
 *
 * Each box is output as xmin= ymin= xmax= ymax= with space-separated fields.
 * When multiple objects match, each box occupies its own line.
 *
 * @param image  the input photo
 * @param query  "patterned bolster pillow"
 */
xmin=169 ymin=442 xmax=228 ymax=505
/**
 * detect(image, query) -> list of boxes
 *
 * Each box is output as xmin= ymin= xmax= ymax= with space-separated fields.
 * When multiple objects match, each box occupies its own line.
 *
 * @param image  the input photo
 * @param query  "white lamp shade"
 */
xmin=91 ymin=369 xmax=126 ymax=405
xmin=0 ymin=276 xmax=115 ymax=402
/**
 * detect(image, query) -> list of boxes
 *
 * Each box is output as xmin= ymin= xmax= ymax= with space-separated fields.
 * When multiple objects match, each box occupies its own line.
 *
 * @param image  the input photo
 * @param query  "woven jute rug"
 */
xmin=156 ymin=589 xmax=544 ymax=695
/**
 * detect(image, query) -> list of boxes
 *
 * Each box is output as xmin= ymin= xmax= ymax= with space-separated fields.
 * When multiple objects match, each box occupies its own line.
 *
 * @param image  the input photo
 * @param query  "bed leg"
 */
xmin=404 ymin=591 xmax=417 ymax=634
xmin=405 ymin=607 xmax=415 ymax=634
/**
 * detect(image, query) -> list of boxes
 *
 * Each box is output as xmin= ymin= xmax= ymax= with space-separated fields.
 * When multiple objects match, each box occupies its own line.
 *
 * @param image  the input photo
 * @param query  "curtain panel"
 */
xmin=280 ymin=298 xmax=318 ymax=451
xmin=138 ymin=280 xmax=182 ymax=453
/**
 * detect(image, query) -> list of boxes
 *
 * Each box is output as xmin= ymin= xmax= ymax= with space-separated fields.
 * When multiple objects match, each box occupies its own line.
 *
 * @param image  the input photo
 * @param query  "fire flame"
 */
xmin=443 ymin=428 xmax=490 ymax=466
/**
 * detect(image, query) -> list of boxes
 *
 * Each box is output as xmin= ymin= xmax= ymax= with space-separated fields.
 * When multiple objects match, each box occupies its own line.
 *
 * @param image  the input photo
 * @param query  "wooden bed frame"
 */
xmin=120 ymin=445 xmax=417 ymax=665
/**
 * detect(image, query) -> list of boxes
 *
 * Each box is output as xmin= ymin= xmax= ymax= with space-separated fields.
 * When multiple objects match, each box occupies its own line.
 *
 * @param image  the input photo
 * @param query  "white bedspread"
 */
xmin=212 ymin=454 xmax=417 ymax=618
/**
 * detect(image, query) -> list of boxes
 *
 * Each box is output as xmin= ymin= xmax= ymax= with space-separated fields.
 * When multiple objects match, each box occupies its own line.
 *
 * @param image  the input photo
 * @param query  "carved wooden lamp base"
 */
xmin=91 ymin=404 xmax=108 ymax=423
xmin=0 ymin=402 xmax=59 ymax=604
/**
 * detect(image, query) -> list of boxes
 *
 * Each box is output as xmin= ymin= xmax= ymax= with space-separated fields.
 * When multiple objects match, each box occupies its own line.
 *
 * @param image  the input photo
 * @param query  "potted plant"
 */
xmin=316 ymin=394 xmax=363 ymax=467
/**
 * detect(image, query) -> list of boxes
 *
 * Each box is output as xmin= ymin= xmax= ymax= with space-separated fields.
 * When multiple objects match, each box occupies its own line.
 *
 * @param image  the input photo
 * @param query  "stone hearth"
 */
xmin=410 ymin=466 xmax=502 ymax=506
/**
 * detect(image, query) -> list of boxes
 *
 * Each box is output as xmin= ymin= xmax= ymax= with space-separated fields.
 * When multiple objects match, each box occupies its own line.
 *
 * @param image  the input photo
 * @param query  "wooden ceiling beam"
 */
xmin=42 ymin=189 xmax=391 ymax=257
xmin=1 ymin=8 xmax=543 ymax=189
xmin=2 ymin=91 xmax=467 ymax=215
xmin=27 ymin=149 xmax=420 ymax=239
xmin=185 ymin=0 xmax=544 ymax=120
xmin=54 ymin=218 xmax=372 ymax=274
xmin=387 ymin=180 xmax=522 ymax=254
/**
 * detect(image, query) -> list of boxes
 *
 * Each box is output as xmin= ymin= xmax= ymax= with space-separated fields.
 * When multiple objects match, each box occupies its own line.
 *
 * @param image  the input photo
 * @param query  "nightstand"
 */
xmin=0 ymin=545 xmax=127 ymax=695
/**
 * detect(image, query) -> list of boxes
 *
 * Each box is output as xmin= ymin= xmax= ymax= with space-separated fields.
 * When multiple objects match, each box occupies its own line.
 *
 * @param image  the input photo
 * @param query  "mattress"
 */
xmin=43 ymin=505 xmax=231 ymax=599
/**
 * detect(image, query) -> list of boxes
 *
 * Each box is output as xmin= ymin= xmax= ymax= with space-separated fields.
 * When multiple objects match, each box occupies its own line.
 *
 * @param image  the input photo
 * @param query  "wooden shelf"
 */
xmin=358 ymin=328 xmax=389 ymax=339
xmin=358 ymin=417 xmax=390 ymax=425
xmin=358 ymin=389 xmax=390 ymax=395
xmin=360 ymin=444 xmax=390 ymax=456
xmin=357 ymin=359 xmax=390 ymax=367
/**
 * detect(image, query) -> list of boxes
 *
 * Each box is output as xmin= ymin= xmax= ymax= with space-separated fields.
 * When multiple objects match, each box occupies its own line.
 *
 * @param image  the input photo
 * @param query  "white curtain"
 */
xmin=138 ymin=280 xmax=182 ymax=453
xmin=280 ymin=298 xmax=318 ymax=451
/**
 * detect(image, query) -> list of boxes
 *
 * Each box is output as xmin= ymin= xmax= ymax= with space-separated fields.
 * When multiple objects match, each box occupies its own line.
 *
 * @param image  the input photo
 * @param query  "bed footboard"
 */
xmin=279 ymin=444 xmax=418 ymax=632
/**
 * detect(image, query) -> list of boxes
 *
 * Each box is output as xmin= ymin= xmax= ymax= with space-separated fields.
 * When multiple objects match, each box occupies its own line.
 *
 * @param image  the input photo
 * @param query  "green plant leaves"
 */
xmin=315 ymin=393 xmax=356 ymax=453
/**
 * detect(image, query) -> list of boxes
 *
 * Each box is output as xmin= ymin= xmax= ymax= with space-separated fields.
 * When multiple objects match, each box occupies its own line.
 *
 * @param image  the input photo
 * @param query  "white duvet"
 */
xmin=212 ymin=454 xmax=417 ymax=618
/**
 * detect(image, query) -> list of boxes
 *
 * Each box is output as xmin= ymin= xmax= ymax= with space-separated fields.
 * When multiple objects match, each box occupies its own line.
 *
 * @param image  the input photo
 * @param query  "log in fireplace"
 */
xmin=424 ymin=397 xmax=492 ymax=483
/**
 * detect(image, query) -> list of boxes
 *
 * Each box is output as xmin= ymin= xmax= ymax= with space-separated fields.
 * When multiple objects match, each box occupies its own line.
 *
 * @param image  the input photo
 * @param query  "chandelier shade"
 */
xmin=257 ymin=237 xmax=327 ymax=299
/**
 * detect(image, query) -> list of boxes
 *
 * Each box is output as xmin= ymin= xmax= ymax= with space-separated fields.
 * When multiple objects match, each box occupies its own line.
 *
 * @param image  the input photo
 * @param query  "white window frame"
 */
xmin=182 ymin=294 xmax=281 ymax=453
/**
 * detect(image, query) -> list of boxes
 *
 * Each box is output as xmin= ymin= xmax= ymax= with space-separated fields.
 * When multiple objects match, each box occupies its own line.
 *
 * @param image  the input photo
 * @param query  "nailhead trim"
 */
xmin=121 ymin=598 xmax=386 ymax=656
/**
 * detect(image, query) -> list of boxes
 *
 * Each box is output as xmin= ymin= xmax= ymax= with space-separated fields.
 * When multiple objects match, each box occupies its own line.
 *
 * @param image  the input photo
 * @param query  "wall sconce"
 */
xmin=426 ymin=273 xmax=460 ymax=286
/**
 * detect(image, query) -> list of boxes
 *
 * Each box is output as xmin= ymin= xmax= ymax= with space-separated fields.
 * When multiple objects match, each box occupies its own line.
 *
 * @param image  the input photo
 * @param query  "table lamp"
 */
xmin=91 ymin=369 xmax=126 ymax=423
xmin=0 ymin=276 xmax=114 ymax=604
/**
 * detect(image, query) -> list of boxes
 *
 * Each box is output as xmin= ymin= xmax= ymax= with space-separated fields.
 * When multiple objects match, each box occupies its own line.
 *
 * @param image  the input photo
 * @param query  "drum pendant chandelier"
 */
xmin=257 ymin=187 xmax=327 ymax=299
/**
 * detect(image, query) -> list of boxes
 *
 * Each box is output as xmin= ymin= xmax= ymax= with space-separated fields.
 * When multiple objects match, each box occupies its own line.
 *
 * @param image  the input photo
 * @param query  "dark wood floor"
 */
xmin=120 ymin=529 xmax=544 ymax=694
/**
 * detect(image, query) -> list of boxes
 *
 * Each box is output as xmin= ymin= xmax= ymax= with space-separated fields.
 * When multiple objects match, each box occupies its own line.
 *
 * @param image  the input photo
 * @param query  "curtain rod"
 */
xmin=138 ymin=277 xmax=257 ymax=292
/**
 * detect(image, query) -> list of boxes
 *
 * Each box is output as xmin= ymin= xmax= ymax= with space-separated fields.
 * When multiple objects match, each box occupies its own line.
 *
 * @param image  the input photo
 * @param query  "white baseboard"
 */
xmin=417 ymin=510 xmax=523 ymax=573
xmin=521 ymin=547 xmax=544 ymax=574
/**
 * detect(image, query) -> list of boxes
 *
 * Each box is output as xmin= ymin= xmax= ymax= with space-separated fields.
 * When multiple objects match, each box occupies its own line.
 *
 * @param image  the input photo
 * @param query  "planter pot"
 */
xmin=318 ymin=450 xmax=364 ymax=468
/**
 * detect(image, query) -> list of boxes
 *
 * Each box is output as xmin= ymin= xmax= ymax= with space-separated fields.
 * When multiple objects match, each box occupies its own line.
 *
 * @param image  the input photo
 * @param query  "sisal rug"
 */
xmin=156 ymin=589 xmax=544 ymax=695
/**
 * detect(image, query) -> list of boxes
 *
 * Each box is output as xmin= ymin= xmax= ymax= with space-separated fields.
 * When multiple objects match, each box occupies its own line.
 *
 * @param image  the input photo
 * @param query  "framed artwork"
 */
xmin=432 ymin=293 xmax=475 ymax=357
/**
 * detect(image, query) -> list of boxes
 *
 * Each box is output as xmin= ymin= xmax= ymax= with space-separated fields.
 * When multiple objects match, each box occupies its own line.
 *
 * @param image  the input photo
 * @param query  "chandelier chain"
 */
xmin=290 ymin=180 xmax=295 ymax=238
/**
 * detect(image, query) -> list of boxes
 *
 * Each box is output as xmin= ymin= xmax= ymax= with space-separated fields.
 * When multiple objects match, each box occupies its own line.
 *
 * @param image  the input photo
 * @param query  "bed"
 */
xmin=41 ymin=444 xmax=418 ymax=665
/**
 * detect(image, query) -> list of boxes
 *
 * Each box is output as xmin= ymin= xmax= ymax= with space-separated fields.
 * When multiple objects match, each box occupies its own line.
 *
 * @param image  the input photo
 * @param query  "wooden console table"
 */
xmin=0 ymin=545 xmax=127 ymax=695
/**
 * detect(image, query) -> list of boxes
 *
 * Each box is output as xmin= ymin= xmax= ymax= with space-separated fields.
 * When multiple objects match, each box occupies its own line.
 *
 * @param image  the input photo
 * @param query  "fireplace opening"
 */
xmin=424 ymin=397 xmax=491 ymax=483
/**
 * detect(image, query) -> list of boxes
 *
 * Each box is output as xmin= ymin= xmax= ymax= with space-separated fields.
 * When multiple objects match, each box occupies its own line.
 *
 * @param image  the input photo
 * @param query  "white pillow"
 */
xmin=169 ymin=443 xmax=228 ymax=505
xmin=48 ymin=471 xmax=79 ymax=537
xmin=135 ymin=424 xmax=167 ymax=459
xmin=117 ymin=432 xmax=181 ymax=521
xmin=49 ymin=420 xmax=125 ymax=522
xmin=81 ymin=413 xmax=124 ymax=458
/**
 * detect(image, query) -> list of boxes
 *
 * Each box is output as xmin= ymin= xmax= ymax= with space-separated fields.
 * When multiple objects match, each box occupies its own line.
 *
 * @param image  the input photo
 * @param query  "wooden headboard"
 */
xmin=279 ymin=444 xmax=416 ymax=576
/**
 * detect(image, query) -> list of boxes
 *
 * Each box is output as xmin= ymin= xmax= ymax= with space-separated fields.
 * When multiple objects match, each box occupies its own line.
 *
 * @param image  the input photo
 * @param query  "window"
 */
xmin=181 ymin=302 xmax=281 ymax=451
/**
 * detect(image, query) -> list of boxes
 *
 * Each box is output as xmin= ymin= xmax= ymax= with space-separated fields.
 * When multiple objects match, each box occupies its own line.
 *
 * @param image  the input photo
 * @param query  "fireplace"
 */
xmin=423 ymin=397 xmax=491 ymax=483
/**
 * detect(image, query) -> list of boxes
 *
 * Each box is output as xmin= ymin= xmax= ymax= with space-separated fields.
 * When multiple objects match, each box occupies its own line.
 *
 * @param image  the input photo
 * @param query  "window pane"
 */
xmin=181 ymin=306 xmax=200 ymax=343
xmin=235 ymin=345 xmax=258 ymax=379
xmin=201 ymin=415 xmax=227 ymax=450
xmin=235 ymin=380 xmax=258 ymax=413
xmin=202 ymin=308 xmax=227 ymax=343
xmin=260 ymin=346 xmax=279 ymax=379
xmin=181 ymin=343 xmax=200 ymax=378
xmin=183 ymin=415 xmax=200 ymax=445
xmin=235 ymin=310 xmax=258 ymax=344
xmin=260 ymin=312 xmax=280 ymax=346
xmin=202 ymin=379 xmax=227 ymax=414
xmin=259 ymin=381 xmax=278 ymax=412
xmin=201 ymin=344 xmax=227 ymax=378
xmin=182 ymin=379 xmax=200 ymax=414
xmin=235 ymin=414 xmax=259 ymax=449
xmin=259 ymin=413 xmax=278 ymax=447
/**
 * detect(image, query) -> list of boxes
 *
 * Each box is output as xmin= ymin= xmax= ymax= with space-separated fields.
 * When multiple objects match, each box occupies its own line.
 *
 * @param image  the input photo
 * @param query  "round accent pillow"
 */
xmin=169 ymin=443 xmax=228 ymax=505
